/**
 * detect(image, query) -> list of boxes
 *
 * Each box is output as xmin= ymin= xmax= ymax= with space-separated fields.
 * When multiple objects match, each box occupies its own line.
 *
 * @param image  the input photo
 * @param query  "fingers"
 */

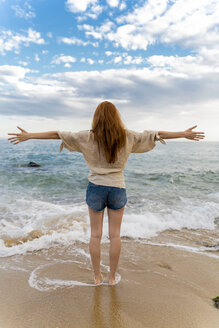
xmin=8 ymin=136 xmax=19 ymax=141
xmin=17 ymin=126 xmax=26 ymax=132
xmin=9 ymin=140 xmax=19 ymax=144
xmin=8 ymin=133 xmax=27 ymax=144
xmin=190 ymin=125 xmax=197 ymax=130
xmin=8 ymin=133 xmax=18 ymax=136
xmin=195 ymin=134 xmax=205 ymax=138
xmin=9 ymin=140 xmax=20 ymax=144
xmin=8 ymin=136 xmax=21 ymax=144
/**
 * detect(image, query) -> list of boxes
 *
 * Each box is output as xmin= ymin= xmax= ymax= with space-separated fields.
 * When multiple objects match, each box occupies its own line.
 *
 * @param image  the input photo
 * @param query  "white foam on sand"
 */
xmin=28 ymin=260 xmax=121 ymax=291
xmin=144 ymin=241 xmax=219 ymax=259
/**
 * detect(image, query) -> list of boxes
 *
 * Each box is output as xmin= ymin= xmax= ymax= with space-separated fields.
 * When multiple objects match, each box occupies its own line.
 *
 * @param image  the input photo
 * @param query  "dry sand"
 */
xmin=0 ymin=238 xmax=219 ymax=328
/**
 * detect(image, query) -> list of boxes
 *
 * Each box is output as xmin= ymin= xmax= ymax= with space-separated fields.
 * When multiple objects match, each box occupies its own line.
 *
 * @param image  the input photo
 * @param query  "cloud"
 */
xmin=51 ymin=55 xmax=77 ymax=65
xmin=35 ymin=54 xmax=40 ymax=62
xmin=105 ymin=51 xmax=113 ymax=56
xmin=0 ymin=61 xmax=218 ymax=139
xmin=18 ymin=61 xmax=29 ymax=66
xmin=58 ymin=36 xmax=98 ymax=47
xmin=119 ymin=2 xmax=126 ymax=10
xmin=0 ymin=65 xmax=30 ymax=84
xmin=79 ymin=21 xmax=115 ymax=40
xmin=79 ymin=0 xmax=219 ymax=51
xmin=47 ymin=32 xmax=53 ymax=38
xmin=0 ymin=29 xmax=45 ymax=55
xmin=1 ymin=58 xmax=219 ymax=117
xmin=65 ymin=0 xmax=98 ymax=13
xmin=11 ymin=2 xmax=36 ymax=20
xmin=87 ymin=58 xmax=94 ymax=64
xmin=114 ymin=56 xmax=122 ymax=63
xmin=106 ymin=52 xmax=144 ymax=65
xmin=80 ymin=57 xmax=95 ymax=64
xmin=106 ymin=0 xmax=120 ymax=7
xmin=123 ymin=55 xmax=143 ymax=65
xmin=146 ymin=54 xmax=219 ymax=76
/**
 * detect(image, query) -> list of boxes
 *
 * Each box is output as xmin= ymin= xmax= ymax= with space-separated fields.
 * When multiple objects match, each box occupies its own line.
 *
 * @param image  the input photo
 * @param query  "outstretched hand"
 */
xmin=8 ymin=126 xmax=30 ymax=145
xmin=184 ymin=125 xmax=205 ymax=141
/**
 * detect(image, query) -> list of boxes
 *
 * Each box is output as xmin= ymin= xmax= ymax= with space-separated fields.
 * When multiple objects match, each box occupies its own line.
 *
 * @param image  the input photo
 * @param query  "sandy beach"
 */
xmin=0 ymin=231 xmax=219 ymax=328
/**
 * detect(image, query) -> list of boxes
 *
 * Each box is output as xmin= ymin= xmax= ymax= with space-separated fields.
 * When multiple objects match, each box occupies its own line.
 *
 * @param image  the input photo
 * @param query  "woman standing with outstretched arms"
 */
xmin=8 ymin=101 xmax=205 ymax=285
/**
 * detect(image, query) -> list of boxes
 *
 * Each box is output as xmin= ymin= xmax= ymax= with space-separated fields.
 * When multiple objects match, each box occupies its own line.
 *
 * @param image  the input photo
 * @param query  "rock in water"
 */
xmin=28 ymin=161 xmax=41 ymax=167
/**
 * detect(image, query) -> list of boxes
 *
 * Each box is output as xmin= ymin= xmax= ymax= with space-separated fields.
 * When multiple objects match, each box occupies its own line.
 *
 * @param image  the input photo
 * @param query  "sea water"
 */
xmin=0 ymin=139 xmax=219 ymax=261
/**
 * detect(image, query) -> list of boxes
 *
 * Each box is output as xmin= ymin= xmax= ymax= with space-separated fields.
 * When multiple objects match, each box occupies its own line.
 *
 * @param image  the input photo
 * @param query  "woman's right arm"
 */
xmin=8 ymin=126 xmax=60 ymax=145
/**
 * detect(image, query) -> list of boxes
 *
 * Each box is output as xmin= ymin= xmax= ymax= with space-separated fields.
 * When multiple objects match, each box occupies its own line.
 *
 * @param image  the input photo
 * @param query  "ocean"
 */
xmin=0 ymin=138 xmax=219 ymax=290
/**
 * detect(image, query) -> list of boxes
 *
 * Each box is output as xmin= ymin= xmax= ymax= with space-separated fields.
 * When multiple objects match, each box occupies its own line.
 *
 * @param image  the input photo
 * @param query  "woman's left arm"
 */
xmin=158 ymin=125 xmax=205 ymax=141
xmin=8 ymin=126 xmax=60 ymax=145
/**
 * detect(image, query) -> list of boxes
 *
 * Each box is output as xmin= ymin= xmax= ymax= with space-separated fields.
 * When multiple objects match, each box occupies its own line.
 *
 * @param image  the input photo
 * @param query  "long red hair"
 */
xmin=91 ymin=101 xmax=127 ymax=163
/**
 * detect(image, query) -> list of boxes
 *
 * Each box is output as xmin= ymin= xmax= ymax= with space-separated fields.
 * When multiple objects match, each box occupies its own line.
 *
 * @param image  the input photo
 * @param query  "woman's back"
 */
xmin=57 ymin=128 xmax=165 ymax=188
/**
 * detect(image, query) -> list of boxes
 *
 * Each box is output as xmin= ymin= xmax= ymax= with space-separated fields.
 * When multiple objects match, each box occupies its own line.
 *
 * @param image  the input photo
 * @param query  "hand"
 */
xmin=8 ymin=126 xmax=30 ymax=145
xmin=184 ymin=125 xmax=205 ymax=141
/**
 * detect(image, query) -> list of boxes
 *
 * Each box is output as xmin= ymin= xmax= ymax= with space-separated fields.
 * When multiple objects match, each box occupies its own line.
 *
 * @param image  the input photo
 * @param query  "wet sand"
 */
xmin=0 ymin=236 xmax=219 ymax=328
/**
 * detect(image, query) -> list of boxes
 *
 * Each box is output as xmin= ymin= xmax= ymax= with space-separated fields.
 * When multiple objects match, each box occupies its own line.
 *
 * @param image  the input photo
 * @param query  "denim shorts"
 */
xmin=86 ymin=181 xmax=127 ymax=212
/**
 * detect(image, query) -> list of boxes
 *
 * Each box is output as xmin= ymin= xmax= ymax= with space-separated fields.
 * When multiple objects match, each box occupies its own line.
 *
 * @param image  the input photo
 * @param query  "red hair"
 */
xmin=91 ymin=101 xmax=127 ymax=163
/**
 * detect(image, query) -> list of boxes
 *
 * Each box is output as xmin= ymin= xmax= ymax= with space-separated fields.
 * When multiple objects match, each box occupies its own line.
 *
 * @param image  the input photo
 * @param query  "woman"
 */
xmin=8 ymin=101 xmax=205 ymax=285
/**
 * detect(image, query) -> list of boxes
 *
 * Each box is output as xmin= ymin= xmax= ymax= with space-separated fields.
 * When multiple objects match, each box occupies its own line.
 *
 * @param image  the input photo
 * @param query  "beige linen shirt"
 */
xmin=57 ymin=129 xmax=166 ymax=188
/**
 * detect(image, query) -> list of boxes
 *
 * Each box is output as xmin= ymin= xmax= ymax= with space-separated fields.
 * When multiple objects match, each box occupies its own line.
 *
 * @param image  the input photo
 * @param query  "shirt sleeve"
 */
xmin=131 ymin=130 xmax=166 ymax=153
xmin=56 ymin=131 xmax=82 ymax=152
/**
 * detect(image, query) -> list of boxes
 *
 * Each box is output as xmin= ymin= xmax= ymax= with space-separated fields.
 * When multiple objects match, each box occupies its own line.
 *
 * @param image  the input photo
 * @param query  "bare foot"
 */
xmin=109 ymin=276 xmax=116 ymax=285
xmin=94 ymin=274 xmax=103 ymax=285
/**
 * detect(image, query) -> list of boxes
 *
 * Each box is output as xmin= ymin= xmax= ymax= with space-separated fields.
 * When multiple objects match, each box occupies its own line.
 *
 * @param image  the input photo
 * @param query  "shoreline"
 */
xmin=0 ymin=239 xmax=219 ymax=328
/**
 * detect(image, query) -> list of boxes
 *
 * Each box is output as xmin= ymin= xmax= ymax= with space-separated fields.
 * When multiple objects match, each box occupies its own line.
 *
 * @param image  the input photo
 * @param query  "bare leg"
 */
xmin=88 ymin=206 xmax=104 ymax=284
xmin=107 ymin=206 xmax=125 ymax=284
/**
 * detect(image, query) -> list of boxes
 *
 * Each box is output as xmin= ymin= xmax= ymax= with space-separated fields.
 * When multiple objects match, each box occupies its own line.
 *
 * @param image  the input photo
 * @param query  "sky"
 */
xmin=0 ymin=0 xmax=219 ymax=140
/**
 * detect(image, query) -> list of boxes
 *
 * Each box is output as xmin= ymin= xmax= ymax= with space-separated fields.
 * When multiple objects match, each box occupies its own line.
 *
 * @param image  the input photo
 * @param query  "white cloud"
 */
xmin=80 ymin=21 xmax=115 ymax=40
xmin=0 ymin=29 xmax=45 ymax=55
xmin=47 ymin=32 xmax=53 ymax=38
xmin=51 ymin=55 xmax=77 ymax=65
xmin=59 ymin=36 xmax=98 ymax=47
xmin=35 ymin=54 xmax=40 ymax=62
xmin=11 ymin=2 xmax=35 ymax=20
xmin=0 ymin=65 xmax=30 ymax=84
xmin=0 ymin=64 xmax=218 ymax=140
xmin=65 ymin=0 xmax=97 ymax=12
xmin=87 ymin=3 xmax=103 ymax=18
xmin=114 ymin=56 xmax=122 ymax=63
xmin=119 ymin=2 xmax=126 ymax=10
xmin=111 ymin=53 xmax=143 ymax=65
xmin=105 ymin=51 xmax=112 ymax=56
xmin=198 ymin=45 xmax=219 ymax=66
xmin=74 ymin=3 xmax=103 ymax=20
xmin=87 ymin=58 xmax=95 ymax=64
xmin=123 ymin=55 xmax=143 ymax=65
xmin=18 ymin=61 xmax=28 ymax=66
xmin=108 ymin=24 xmax=149 ymax=50
xmin=146 ymin=54 xmax=219 ymax=76
xmin=81 ymin=0 xmax=219 ymax=52
xmin=64 ymin=63 xmax=72 ymax=68
xmin=106 ymin=0 xmax=120 ymax=7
